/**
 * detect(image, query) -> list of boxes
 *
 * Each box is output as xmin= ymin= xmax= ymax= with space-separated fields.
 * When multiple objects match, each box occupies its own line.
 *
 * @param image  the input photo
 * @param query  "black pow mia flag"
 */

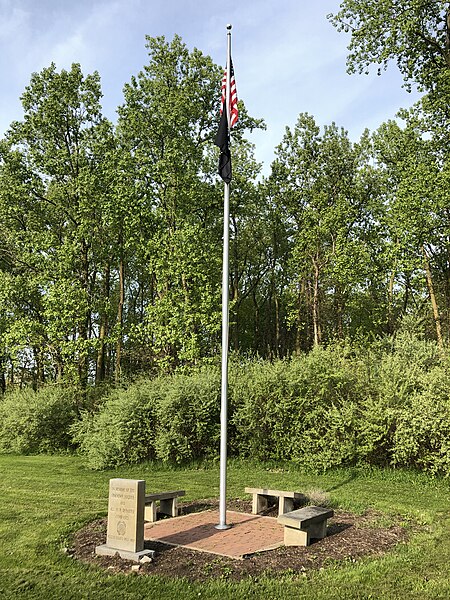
xmin=214 ymin=107 xmax=232 ymax=183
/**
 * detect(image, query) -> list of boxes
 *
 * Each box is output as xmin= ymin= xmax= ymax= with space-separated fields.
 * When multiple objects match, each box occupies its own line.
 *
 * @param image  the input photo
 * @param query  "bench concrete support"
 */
xmin=284 ymin=527 xmax=309 ymax=547
xmin=144 ymin=502 xmax=158 ymax=523
xmin=245 ymin=487 xmax=305 ymax=516
xmin=279 ymin=496 xmax=295 ymax=515
xmin=278 ymin=506 xmax=334 ymax=547
xmin=144 ymin=490 xmax=185 ymax=523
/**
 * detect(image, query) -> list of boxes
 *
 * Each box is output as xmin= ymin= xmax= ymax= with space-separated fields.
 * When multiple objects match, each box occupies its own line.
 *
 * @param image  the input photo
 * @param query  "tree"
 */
xmin=328 ymin=1 xmax=450 ymax=92
xmin=0 ymin=35 xmax=267 ymax=388
xmin=267 ymin=114 xmax=377 ymax=348
xmin=117 ymin=35 xmax=264 ymax=372
xmin=0 ymin=63 xmax=116 ymax=388
xmin=329 ymin=1 xmax=450 ymax=345
xmin=374 ymin=115 xmax=450 ymax=346
xmin=116 ymin=36 xmax=229 ymax=371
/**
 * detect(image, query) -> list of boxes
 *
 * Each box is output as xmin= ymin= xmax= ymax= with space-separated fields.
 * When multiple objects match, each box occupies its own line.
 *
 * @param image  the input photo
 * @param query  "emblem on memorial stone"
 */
xmin=117 ymin=520 xmax=126 ymax=536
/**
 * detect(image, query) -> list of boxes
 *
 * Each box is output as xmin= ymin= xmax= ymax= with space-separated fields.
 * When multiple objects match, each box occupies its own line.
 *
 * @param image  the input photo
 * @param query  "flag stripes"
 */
xmin=219 ymin=60 xmax=238 ymax=128
xmin=214 ymin=55 xmax=238 ymax=183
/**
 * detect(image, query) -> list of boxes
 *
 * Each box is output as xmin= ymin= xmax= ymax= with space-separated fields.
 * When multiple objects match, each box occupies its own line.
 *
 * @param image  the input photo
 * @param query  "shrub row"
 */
xmin=0 ymin=386 xmax=77 ymax=454
xmin=71 ymin=369 xmax=221 ymax=468
xmin=1 ymin=333 xmax=450 ymax=474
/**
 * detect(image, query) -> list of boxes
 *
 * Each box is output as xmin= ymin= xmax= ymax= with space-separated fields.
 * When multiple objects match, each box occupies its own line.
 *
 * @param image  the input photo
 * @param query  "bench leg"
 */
xmin=283 ymin=519 xmax=328 ymax=547
xmin=160 ymin=497 xmax=177 ymax=518
xmin=252 ymin=494 xmax=269 ymax=514
xmin=284 ymin=519 xmax=327 ymax=546
xmin=284 ymin=526 xmax=309 ymax=547
xmin=278 ymin=496 xmax=294 ymax=516
xmin=144 ymin=501 xmax=157 ymax=523
xmin=305 ymin=519 xmax=327 ymax=540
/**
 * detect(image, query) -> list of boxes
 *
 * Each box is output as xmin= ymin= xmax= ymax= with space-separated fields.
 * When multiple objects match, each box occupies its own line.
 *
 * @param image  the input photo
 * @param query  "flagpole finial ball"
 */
xmin=226 ymin=24 xmax=232 ymax=30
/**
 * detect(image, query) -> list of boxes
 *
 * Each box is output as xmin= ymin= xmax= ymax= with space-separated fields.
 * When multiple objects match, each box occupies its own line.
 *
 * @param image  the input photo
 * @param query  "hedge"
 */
xmin=2 ymin=333 xmax=450 ymax=475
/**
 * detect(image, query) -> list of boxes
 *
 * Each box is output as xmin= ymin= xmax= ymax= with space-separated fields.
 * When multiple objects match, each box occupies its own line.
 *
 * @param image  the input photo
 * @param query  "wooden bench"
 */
xmin=144 ymin=490 xmax=185 ymax=522
xmin=245 ymin=487 xmax=306 ymax=516
xmin=277 ymin=506 xmax=334 ymax=546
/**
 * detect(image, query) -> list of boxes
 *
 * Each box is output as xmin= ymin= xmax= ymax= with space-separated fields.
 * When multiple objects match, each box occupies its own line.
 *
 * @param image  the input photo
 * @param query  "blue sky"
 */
xmin=0 ymin=0 xmax=421 ymax=173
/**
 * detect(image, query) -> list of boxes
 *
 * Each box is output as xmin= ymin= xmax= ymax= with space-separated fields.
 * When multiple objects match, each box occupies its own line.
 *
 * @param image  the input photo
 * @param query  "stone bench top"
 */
xmin=277 ymin=506 xmax=334 ymax=529
xmin=245 ymin=487 xmax=305 ymax=499
xmin=144 ymin=490 xmax=186 ymax=502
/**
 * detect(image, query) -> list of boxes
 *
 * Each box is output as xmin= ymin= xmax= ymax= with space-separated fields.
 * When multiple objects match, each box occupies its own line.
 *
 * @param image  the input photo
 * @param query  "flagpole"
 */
xmin=216 ymin=24 xmax=233 ymax=531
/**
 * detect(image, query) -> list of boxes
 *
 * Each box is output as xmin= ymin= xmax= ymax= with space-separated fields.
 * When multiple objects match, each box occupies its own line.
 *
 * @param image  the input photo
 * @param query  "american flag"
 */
xmin=219 ymin=59 xmax=238 ymax=128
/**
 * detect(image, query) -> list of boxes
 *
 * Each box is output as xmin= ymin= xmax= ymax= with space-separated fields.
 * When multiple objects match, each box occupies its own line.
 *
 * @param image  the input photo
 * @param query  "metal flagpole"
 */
xmin=216 ymin=24 xmax=233 ymax=531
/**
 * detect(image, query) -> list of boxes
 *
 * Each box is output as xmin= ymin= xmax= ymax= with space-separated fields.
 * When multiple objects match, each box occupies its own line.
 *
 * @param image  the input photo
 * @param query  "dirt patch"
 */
xmin=69 ymin=498 xmax=410 ymax=582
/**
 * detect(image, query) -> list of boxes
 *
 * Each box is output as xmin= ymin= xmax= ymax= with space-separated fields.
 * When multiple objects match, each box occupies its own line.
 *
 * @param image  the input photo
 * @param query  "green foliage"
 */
xmin=0 ymin=386 xmax=78 ymax=453
xmin=328 ymin=1 xmax=450 ymax=93
xmin=354 ymin=333 xmax=446 ymax=467
xmin=329 ymin=1 xmax=450 ymax=348
xmin=2 ymin=31 xmax=450 ymax=383
xmin=392 ymin=366 xmax=450 ymax=474
xmin=3 ymin=29 xmax=450 ymax=476
xmin=0 ymin=62 xmax=117 ymax=388
xmin=0 ymin=333 xmax=448 ymax=477
xmin=229 ymin=358 xmax=294 ymax=460
xmin=154 ymin=368 xmax=221 ymax=462
xmin=73 ymin=369 xmax=221 ymax=469
xmin=117 ymin=35 xmax=229 ymax=372
xmin=268 ymin=113 xmax=380 ymax=346
xmin=1 ymin=333 xmax=447 ymax=476
xmin=71 ymin=379 xmax=160 ymax=470
xmin=231 ymin=346 xmax=370 ymax=470
xmin=0 ymin=38 xmax=265 ymax=386
xmin=69 ymin=334 xmax=450 ymax=476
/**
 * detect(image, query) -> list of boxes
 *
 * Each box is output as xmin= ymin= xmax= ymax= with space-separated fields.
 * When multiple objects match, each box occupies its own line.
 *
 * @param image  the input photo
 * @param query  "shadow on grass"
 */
xmin=325 ymin=471 xmax=358 ymax=493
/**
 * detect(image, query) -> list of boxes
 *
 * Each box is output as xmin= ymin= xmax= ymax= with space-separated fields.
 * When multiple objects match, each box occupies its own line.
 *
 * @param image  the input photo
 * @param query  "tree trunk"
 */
xmin=422 ymin=245 xmax=443 ymax=349
xmin=252 ymin=290 xmax=260 ymax=353
xmin=312 ymin=257 xmax=322 ymax=346
xmin=334 ymin=286 xmax=344 ymax=340
xmin=295 ymin=278 xmax=309 ymax=353
xmin=402 ymin=274 xmax=411 ymax=315
xmin=232 ymin=279 xmax=239 ymax=352
xmin=231 ymin=215 xmax=240 ymax=352
xmin=9 ymin=358 xmax=14 ymax=387
xmin=96 ymin=263 xmax=110 ymax=384
xmin=115 ymin=246 xmax=125 ymax=382
xmin=32 ymin=346 xmax=45 ymax=390
xmin=274 ymin=292 xmax=281 ymax=357
xmin=388 ymin=269 xmax=396 ymax=334
xmin=0 ymin=355 xmax=6 ymax=394
xmin=295 ymin=290 xmax=302 ymax=354
xmin=78 ymin=239 xmax=90 ymax=389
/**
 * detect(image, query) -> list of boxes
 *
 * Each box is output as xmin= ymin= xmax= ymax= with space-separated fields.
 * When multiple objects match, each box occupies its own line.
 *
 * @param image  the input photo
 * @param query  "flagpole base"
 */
xmin=215 ymin=523 xmax=232 ymax=530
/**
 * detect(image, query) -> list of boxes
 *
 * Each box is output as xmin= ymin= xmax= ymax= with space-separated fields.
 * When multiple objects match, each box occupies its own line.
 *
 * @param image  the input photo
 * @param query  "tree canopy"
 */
xmin=328 ymin=1 xmax=450 ymax=92
xmin=2 ymin=30 xmax=450 ymax=391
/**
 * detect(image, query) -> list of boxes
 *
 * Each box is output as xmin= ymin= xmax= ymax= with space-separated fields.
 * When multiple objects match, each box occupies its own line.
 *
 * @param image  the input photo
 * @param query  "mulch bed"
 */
xmin=69 ymin=498 xmax=410 ymax=582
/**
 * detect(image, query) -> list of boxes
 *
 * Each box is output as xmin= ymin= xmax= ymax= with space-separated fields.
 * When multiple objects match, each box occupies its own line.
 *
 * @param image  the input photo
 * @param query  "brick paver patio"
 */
xmin=144 ymin=510 xmax=284 ymax=559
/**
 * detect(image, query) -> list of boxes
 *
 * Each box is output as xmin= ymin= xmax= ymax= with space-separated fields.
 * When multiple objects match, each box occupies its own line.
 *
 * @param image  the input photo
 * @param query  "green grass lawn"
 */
xmin=0 ymin=455 xmax=449 ymax=599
